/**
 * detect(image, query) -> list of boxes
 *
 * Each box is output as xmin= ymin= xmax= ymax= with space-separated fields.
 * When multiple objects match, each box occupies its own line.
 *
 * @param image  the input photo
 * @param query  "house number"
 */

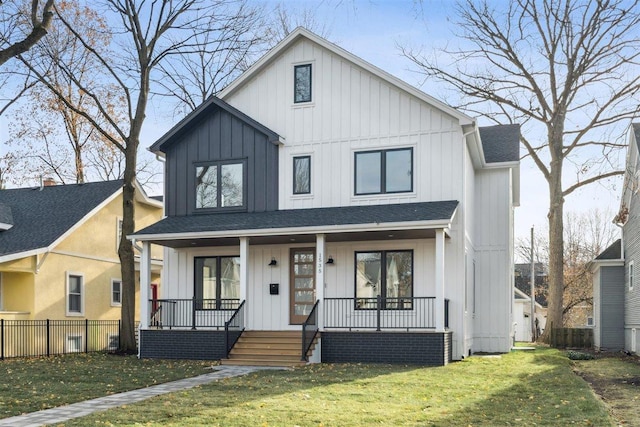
xmin=317 ymin=253 xmax=323 ymax=274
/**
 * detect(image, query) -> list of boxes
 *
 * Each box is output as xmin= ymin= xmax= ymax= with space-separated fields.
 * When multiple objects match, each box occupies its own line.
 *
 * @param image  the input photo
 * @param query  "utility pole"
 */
xmin=530 ymin=226 xmax=536 ymax=341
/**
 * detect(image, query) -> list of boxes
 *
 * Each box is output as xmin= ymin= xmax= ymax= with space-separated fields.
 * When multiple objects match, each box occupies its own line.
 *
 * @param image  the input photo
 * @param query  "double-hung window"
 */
xmin=355 ymin=250 xmax=413 ymax=309
xmin=66 ymin=273 xmax=84 ymax=316
xmin=195 ymin=161 xmax=245 ymax=210
xmin=294 ymin=64 xmax=312 ymax=103
xmin=355 ymin=148 xmax=413 ymax=195
xmin=194 ymin=256 xmax=241 ymax=310
xmin=111 ymin=279 xmax=122 ymax=306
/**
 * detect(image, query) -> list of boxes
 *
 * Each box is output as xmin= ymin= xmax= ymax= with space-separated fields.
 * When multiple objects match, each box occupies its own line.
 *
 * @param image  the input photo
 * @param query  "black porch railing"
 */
xmin=225 ymin=301 xmax=246 ymax=357
xmin=0 ymin=319 xmax=120 ymax=360
xmin=301 ymin=300 xmax=320 ymax=361
xmin=324 ymin=296 xmax=448 ymax=331
xmin=148 ymin=298 xmax=241 ymax=330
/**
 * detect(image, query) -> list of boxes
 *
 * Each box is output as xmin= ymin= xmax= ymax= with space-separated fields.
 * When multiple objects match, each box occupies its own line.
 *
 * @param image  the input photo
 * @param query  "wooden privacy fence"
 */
xmin=551 ymin=327 xmax=593 ymax=349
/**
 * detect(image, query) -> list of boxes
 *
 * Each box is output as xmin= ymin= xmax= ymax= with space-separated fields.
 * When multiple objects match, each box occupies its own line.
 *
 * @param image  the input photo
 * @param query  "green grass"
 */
xmin=0 ymin=353 xmax=212 ymax=418
xmin=58 ymin=347 xmax=613 ymax=427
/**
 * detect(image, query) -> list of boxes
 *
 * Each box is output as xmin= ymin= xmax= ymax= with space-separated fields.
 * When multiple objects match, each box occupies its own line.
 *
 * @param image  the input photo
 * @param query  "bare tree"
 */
xmin=402 ymin=0 xmax=640 ymax=341
xmin=0 ymin=0 xmax=54 ymax=66
xmin=267 ymin=2 xmax=333 ymax=46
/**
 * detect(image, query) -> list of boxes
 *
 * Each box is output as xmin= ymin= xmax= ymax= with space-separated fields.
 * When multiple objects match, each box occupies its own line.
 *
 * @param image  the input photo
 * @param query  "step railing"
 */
xmin=301 ymin=300 xmax=320 ymax=361
xmin=224 ymin=300 xmax=246 ymax=358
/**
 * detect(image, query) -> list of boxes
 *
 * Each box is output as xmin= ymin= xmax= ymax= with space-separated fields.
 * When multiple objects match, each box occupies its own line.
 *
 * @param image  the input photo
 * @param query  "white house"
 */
xmin=132 ymin=28 xmax=520 ymax=366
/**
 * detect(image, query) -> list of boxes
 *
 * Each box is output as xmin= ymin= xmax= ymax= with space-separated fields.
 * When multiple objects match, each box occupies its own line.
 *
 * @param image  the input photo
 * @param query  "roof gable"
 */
xmin=595 ymin=239 xmax=622 ymax=260
xmin=479 ymin=124 xmax=521 ymax=164
xmin=219 ymin=27 xmax=474 ymax=126
xmin=149 ymin=96 xmax=280 ymax=154
xmin=0 ymin=180 xmax=124 ymax=261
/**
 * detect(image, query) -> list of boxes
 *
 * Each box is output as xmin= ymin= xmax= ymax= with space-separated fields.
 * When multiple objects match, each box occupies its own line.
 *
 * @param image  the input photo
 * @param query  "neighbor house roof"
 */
xmin=595 ymin=239 xmax=622 ymax=260
xmin=479 ymin=124 xmax=521 ymax=164
xmin=149 ymin=96 xmax=280 ymax=155
xmin=133 ymin=200 xmax=459 ymax=246
xmin=0 ymin=180 xmax=124 ymax=262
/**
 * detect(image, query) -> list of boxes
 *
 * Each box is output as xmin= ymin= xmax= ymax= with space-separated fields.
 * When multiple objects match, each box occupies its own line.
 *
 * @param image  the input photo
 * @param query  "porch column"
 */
xmin=239 ymin=237 xmax=249 ymax=317
xmin=139 ymin=241 xmax=151 ymax=331
xmin=315 ymin=234 xmax=325 ymax=329
xmin=435 ymin=229 xmax=445 ymax=332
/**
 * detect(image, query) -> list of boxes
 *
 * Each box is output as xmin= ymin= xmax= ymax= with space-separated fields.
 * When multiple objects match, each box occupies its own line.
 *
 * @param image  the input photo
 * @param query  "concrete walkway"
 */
xmin=0 ymin=365 xmax=278 ymax=427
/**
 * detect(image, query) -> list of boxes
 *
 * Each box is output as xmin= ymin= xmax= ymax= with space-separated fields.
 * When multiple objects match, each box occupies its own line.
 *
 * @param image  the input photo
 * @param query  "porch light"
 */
xmin=268 ymin=257 xmax=277 ymax=266
xmin=326 ymin=255 xmax=335 ymax=265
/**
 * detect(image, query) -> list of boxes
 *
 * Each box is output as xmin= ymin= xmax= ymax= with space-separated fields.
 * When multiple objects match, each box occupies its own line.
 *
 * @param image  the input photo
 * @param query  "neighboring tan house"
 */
xmin=133 ymin=28 xmax=520 ymax=366
xmin=0 ymin=180 xmax=163 ymax=326
xmin=591 ymin=123 xmax=640 ymax=354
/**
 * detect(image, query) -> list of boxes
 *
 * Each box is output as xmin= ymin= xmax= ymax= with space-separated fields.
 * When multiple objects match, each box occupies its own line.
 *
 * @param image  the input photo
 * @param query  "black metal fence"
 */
xmin=324 ymin=296 xmax=449 ymax=331
xmin=150 ymin=298 xmax=241 ymax=329
xmin=0 ymin=319 xmax=121 ymax=360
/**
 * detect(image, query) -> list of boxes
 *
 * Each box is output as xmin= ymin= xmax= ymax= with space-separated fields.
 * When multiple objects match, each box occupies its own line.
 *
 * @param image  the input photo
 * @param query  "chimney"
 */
xmin=43 ymin=177 xmax=56 ymax=187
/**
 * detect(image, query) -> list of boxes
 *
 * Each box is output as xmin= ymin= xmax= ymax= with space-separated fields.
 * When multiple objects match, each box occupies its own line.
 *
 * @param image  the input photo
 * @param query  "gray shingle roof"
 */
xmin=134 ymin=200 xmax=459 ymax=236
xmin=0 ymin=180 xmax=123 ymax=259
xmin=479 ymin=124 xmax=520 ymax=163
xmin=595 ymin=239 xmax=622 ymax=260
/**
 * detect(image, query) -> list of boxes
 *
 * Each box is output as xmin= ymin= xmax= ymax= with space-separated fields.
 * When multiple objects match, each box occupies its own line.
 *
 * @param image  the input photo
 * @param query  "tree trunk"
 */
xmin=118 ymin=142 xmax=138 ymax=353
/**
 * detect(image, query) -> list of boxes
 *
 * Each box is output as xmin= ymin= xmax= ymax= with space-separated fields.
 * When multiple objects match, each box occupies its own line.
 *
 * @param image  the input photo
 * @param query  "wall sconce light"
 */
xmin=268 ymin=257 xmax=277 ymax=267
xmin=326 ymin=255 xmax=335 ymax=265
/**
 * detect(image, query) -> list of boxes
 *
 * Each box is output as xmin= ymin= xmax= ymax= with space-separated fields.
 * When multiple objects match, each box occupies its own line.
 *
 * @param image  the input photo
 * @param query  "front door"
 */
xmin=290 ymin=248 xmax=316 ymax=324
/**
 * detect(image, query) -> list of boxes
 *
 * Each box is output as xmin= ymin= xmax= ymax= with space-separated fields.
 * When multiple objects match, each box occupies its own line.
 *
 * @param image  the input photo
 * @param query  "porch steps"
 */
xmin=221 ymin=331 xmax=317 ymax=367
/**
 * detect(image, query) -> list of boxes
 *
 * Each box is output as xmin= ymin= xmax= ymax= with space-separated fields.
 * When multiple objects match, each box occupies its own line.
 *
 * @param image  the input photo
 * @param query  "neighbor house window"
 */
xmin=66 ymin=273 xmax=84 ymax=316
xmin=111 ymin=279 xmax=122 ymax=306
xmin=194 ymin=256 xmax=241 ymax=309
xmin=116 ymin=218 xmax=123 ymax=252
xmin=294 ymin=64 xmax=312 ymax=103
xmin=293 ymin=156 xmax=311 ymax=194
xmin=66 ymin=334 xmax=82 ymax=353
xmin=630 ymin=261 xmax=634 ymax=291
xmin=354 ymin=148 xmax=413 ymax=195
xmin=195 ymin=161 xmax=244 ymax=209
xmin=355 ymin=250 xmax=413 ymax=309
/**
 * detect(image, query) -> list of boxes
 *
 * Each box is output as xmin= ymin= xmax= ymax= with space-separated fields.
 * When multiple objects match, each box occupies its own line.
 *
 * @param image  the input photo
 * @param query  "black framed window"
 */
xmin=294 ymin=64 xmax=312 ymax=103
xmin=355 ymin=148 xmax=413 ymax=195
xmin=355 ymin=250 xmax=413 ymax=310
xmin=194 ymin=256 xmax=241 ymax=310
xmin=195 ymin=161 xmax=245 ymax=210
xmin=293 ymin=155 xmax=311 ymax=194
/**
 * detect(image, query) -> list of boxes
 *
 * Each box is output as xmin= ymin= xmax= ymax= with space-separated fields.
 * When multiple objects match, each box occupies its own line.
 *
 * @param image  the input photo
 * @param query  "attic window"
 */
xmin=294 ymin=64 xmax=312 ymax=103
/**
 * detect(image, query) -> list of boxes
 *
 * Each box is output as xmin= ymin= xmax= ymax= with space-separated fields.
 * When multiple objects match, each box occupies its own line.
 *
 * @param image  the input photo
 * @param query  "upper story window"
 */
xmin=294 ymin=64 xmax=312 ymax=103
xmin=293 ymin=155 xmax=311 ymax=194
xmin=354 ymin=147 xmax=413 ymax=195
xmin=111 ymin=279 xmax=122 ymax=306
xmin=195 ymin=161 xmax=245 ymax=210
xmin=66 ymin=272 xmax=84 ymax=316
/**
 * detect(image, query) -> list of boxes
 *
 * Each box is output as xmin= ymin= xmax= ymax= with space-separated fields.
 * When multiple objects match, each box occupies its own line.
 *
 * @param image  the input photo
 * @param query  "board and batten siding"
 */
xmin=598 ymin=265 xmax=625 ymax=350
xmin=163 ymin=108 xmax=279 ymax=217
xmin=471 ymin=168 xmax=513 ymax=353
xmin=222 ymin=37 xmax=465 ymax=210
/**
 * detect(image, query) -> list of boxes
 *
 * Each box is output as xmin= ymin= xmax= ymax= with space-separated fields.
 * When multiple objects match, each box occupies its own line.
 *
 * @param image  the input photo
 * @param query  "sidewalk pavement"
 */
xmin=0 ymin=365 xmax=281 ymax=427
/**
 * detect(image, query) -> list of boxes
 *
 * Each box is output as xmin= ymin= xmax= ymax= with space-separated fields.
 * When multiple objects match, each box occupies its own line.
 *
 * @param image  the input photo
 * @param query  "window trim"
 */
xmin=194 ymin=159 xmax=247 ymax=212
xmin=194 ymin=255 xmax=241 ymax=310
xmin=111 ymin=279 xmax=122 ymax=307
xmin=66 ymin=333 xmax=83 ymax=353
xmin=354 ymin=147 xmax=414 ymax=196
xmin=354 ymin=250 xmax=414 ymax=310
xmin=66 ymin=272 xmax=84 ymax=317
xmin=293 ymin=155 xmax=311 ymax=195
xmin=293 ymin=63 xmax=312 ymax=104
xmin=630 ymin=261 xmax=634 ymax=291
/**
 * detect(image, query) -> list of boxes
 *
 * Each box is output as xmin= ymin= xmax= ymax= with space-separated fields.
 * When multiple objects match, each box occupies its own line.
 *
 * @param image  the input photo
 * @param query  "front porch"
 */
xmin=139 ymin=296 xmax=451 ymax=366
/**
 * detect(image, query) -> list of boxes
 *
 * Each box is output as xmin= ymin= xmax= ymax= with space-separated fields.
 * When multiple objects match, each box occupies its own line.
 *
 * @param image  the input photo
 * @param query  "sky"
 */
xmin=0 ymin=0 xmax=627 ymax=249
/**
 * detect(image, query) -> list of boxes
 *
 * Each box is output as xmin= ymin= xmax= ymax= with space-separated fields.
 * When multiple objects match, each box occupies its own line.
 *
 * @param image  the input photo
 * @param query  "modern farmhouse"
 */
xmin=132 ymin=28 xmax=520 ymax=366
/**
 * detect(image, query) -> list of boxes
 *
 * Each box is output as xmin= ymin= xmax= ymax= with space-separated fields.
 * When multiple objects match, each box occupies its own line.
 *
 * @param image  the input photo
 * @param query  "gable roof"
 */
xmin=479 ymin=124 xmax=521 ymax=163
xmin=595 ymin=239 xmax=622 ymax=260
xmin=219 ymin=27 xmax=474 ymax=127
xmin=0 ymin=180 xmax=124 ymax=262
xmin=149 ymin=96 xmax=280 ymax=155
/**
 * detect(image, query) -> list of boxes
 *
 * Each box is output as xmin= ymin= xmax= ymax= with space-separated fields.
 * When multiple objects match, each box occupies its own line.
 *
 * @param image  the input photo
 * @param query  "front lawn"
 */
xmin=60 ymin=347 xmax=613 ymax=426
xmin=0 ymin=353 xmax=212 ymax=418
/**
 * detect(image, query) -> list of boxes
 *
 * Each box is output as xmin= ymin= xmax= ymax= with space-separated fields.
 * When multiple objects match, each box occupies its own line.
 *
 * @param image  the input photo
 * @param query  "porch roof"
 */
xmin=132 ymin=200 xmax=458 ymax=248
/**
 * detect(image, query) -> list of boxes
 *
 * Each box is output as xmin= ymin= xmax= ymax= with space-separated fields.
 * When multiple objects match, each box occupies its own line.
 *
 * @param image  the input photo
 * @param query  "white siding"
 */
xmin=223 ymin=38 xmax=464 ymax=210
